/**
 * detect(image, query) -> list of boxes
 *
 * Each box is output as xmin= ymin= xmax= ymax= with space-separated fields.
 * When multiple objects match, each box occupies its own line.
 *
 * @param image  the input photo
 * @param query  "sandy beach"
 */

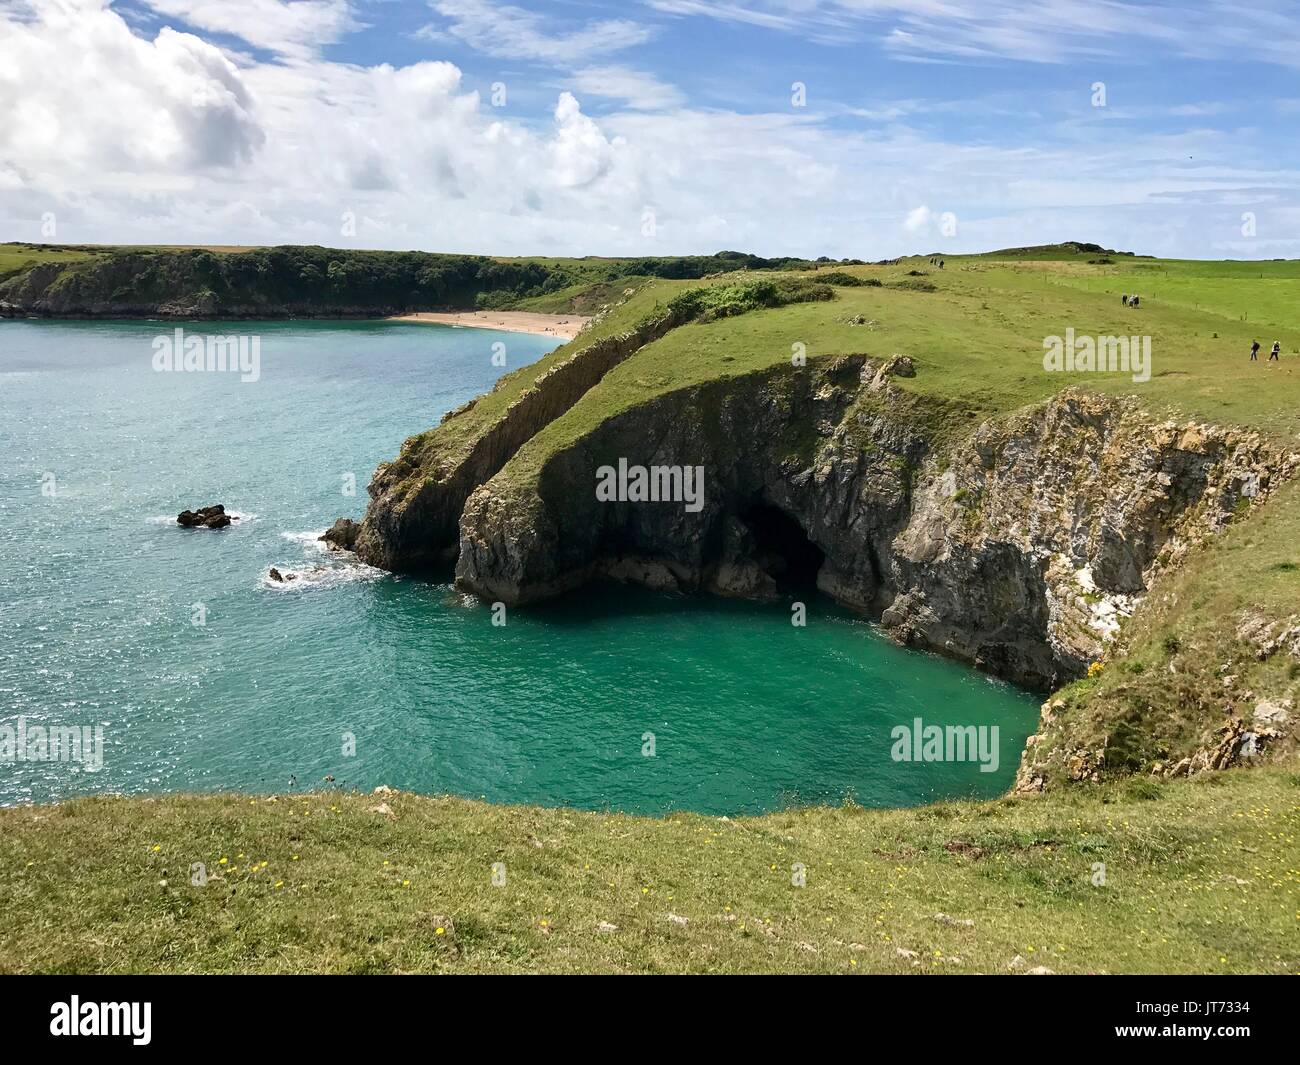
xmin=389 ymin=310 xmax=591 ymax=340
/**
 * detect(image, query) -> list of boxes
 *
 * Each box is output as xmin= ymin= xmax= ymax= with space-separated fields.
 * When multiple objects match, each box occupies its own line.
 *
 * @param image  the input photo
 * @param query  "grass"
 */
xmin=0 ymin=765 xmax=1295 ymax=974
xmin=0 ymin=242 xmax=99 ymax=282
xmin=491 ymin=253 xmax=1300 ymax=489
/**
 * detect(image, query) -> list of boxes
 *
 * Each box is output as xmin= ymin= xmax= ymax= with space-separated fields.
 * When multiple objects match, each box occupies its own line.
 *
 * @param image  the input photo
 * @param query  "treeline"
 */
xmin=0 ymin=244 xmax=867 ymax=317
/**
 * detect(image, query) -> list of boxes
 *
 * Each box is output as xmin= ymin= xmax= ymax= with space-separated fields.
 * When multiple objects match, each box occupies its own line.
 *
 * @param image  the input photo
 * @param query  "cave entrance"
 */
xmin=741 ymin=503 xmax=825 ymax=592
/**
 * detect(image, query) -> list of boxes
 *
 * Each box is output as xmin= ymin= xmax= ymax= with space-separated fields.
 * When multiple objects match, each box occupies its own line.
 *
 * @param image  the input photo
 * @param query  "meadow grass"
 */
xmin=1 ymin=764 xmax=1294 ymax=974
xmin=0 ymin=242 xmax=98 ymax=281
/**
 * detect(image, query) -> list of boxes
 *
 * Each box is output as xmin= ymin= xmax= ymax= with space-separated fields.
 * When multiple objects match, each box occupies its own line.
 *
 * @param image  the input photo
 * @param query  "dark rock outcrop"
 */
xmin=320 ymin=518 xmax=361 ymax=551
xmin=177 ymin=505 xmax=234 ymax=529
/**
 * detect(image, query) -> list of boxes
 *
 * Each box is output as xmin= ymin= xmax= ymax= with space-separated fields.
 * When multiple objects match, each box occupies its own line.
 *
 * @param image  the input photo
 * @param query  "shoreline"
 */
xmin=389 ymin=310 xmax=591 ymax=340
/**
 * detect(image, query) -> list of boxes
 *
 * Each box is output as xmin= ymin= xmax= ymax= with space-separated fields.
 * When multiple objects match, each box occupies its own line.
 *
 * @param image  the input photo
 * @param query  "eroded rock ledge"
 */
xmin=448 ymin=360 xmax=1293 ymax=691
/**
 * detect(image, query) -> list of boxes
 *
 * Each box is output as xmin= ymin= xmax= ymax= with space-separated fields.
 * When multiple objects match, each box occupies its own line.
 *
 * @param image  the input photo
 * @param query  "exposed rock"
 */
xmin=1144 ymin=718 xmax=1251 ymax=779
xmin=268 ymin=567 xmax=284 ymax=583
xmin=704 ymin=516 xmax=779 ymax=600
xmin=1238 ymin=612 xmax=1300 ymax=661
xmin=355 ymin=309 xmax=692 ymax=570
xmin=320 ymin=517 xmax=361 ymax=551
xmin=452 ymin=376 xmax=1294 ymax=692
xmin=177 ymin=504 xmax=234 ymax=529
xmin=1253 ymin=698 xmax=1292 ymax=726
xmin=867 ymin=353 xmax=916 ymax=391
xmin=932 ymin=912 xmax=974 ymax=928
xmin=350 ymin=326 xmax=1298 ymax=788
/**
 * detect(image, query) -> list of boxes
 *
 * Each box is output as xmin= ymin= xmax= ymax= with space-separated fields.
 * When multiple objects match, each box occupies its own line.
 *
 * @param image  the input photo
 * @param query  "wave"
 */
xmin=279 ymin=528 xmax=330 ymax=553
xmin=260 ymin=561 xmax=384 ymax=592
xmin=263 ymin=528 xmax=384 ymax=591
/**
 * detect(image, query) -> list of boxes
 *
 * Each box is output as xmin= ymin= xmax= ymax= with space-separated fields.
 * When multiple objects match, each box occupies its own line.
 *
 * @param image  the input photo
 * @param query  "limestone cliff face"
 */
xmin=452 ymin=361 xmax=1293 ymax=691
xmin=353 ymin=310 xmax=686 ymax=570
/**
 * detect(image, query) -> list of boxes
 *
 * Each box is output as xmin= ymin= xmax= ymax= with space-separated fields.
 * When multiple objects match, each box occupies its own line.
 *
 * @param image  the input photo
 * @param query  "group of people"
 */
xmin=1118 ymin=291 xmax=1281 ymax=360
xmin=927 ymin=257 xmax=945 ymax=268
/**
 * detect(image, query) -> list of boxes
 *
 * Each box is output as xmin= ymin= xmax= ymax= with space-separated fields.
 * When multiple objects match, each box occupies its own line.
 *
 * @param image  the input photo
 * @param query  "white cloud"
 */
xmin=425 ymin=0 xmax=653 ymax=63
xmin=144 ymin=0 xmax=359 ymax=58
xmin=0 ymin=0 xmax=1296 ymax=259
xmin=647 ymin=0 xmax=1300 ymax=68
xmin=903 ymin=205 xmax=934 ymax=233
xmin=568 ymin=65 xmax=684 ymax=111
xmin=0 ymin=0 xmax=263 ymax=179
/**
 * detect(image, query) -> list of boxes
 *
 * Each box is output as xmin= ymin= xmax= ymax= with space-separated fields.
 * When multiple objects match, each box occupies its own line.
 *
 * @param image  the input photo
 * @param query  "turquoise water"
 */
xmin=0 ymin=319 xmax=1038 ymax=814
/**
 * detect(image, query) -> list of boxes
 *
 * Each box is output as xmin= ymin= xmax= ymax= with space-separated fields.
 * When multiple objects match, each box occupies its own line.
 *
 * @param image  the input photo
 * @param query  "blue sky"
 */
xmin=1 ymin=0 xmax=1297 ymax=258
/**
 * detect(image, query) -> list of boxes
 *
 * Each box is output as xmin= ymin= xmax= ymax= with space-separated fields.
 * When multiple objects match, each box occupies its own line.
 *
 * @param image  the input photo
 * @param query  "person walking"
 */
xmin=1269 ymin=340 xmax=1281 ymax=361
xmin=1250 ymin=339 xmax=1260 ymax=360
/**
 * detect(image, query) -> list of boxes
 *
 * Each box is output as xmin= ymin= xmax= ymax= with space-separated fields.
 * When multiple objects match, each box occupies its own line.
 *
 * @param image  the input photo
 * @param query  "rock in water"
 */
xmin=269 ymin=567 xmax=284 ymax=582
xmin=320 ymin=517 xmax=361 ymax=551
xmin=177 ymin=504 xmax=235 ymax=529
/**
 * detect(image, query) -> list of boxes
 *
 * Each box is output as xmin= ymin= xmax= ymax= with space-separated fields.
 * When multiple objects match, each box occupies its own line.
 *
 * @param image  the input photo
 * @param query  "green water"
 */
xmin=0 ymin=319 xmax=1038 ymax=814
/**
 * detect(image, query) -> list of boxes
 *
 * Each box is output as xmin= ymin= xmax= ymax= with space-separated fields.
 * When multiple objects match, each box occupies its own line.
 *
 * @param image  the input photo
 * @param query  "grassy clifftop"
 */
xmin=1 ymin=764 xmax=1294 ymax=974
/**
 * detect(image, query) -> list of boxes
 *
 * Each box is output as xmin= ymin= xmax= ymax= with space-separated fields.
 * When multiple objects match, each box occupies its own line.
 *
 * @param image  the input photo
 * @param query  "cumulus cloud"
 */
xmin=903 ymin=205 xmax=934 ymax=233
xmin=0 ymin=0 xmax=263 ymax=180
xmin=0 ymin=0 xmax=1297 ymax=258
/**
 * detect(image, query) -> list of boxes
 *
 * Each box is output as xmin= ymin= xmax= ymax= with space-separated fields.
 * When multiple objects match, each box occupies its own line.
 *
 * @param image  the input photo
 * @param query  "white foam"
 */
xmin=261 ymin=560 xmax=383 ymax=592
xmin=263 ymin=527 xmax=382 ymax=591
xmin=281 ymin=528 xmax=330 ymax=550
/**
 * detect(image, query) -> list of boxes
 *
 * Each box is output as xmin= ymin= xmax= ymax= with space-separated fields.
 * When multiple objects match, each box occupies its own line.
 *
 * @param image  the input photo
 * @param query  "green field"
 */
xmin=0 ymin=767 xmax=1295 ymax=974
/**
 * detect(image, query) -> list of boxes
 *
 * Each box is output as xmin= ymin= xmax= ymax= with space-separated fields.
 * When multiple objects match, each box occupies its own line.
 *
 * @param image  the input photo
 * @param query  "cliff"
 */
xmin=352 ymin=335 xmax=1299 ymax=786
xmin=452 ymin=363 xmax=1293 ymax=689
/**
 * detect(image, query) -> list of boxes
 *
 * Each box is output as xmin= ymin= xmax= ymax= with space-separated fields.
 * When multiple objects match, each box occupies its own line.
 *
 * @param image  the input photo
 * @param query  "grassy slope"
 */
xmin=547 ymin=254 xmax=1300 ymax=454
xmin=0 ymin=242 xmax=98 ymax=281
xmin=1043 ymin=475 xmax=1300 ymax=774
xmin=1 ymin=766 xmax=1295 ymax=974
xmin=390 ymin=278 xmax=696 ymax=476
xmin=502 ymin=251 xmax=1300 ymax=483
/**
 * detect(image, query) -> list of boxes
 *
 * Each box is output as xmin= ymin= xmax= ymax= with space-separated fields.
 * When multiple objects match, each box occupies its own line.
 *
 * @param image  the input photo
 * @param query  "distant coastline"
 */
xmin=389 ymin=309 xmax=591 ymax=340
